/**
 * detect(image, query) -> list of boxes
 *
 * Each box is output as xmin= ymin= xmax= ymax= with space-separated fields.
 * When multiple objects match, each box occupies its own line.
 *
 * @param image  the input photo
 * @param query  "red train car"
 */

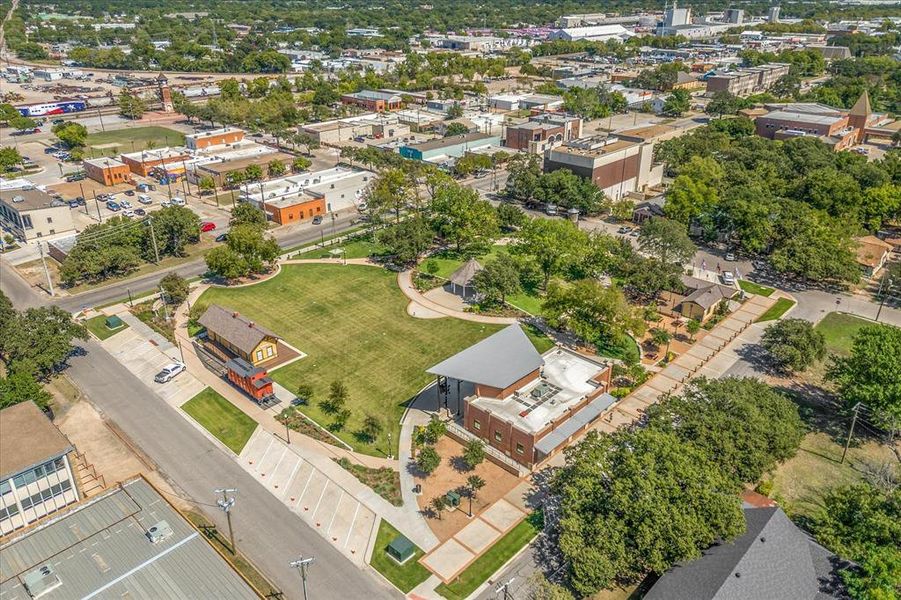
xmin=225 ymin=357 xmax=275 ymax=404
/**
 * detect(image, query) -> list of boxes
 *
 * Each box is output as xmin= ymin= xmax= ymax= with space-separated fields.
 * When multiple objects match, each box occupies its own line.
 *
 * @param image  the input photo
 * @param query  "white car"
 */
xmin=170 ymin=197 xmax=186 ymax=206
xmin=138 ymin=194 xmax=152 ymax=205
xmin=722 ymin=271 xmax=736 ymax=285
xmin=154 ymin=362 xmax=185 ymax=383
xmin=123 ymin=210 xmax=135 ymax=218
xmin=119 ymin=200 xmax=133 ymax=209
xmin=161 ymin=200 xmax=171 ymax=208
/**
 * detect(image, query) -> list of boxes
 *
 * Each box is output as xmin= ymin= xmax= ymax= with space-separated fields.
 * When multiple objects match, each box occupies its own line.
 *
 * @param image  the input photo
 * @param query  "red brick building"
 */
xmin=504 ymin=113 xmax=582 ymax=153
xmin=427 ymin=325 xmax=614 ymax=468
xmin=340 ymin=90 xmax=403 ymax=112
xmin=185 ymin=127 xmax=246 ymax=150
xmin=83 ymin=157 xmax=132 ymax=186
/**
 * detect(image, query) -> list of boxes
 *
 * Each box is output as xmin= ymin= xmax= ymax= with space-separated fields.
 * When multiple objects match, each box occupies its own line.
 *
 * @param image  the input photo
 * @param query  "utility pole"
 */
xmin=93 ymin=190 xmax=102 ymax=222
xmin=147 ymin=218 xmax=160 ymax=263
xmin=875 ymin=276 xmax=894 ymax=323
xmin=289 ymin=556 xmax=315 ymax=600
xmin=841 ymin=403 xmax=861 ymax=464
xmin=495 ymin=577 xmax=515 ymax=600
xmin=159 ymin=286 xmax=170 ymax=321
xmin=215 ymin=488 xmax=238 ymax=554
xmin=38 ymin=241 xmax=54 ymax=296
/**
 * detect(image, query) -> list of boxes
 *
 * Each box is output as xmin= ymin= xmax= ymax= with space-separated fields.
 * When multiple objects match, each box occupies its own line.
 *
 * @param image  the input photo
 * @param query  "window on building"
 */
xmin=494 ymin=431 xmax=502 ymax=443
xmin=46 ymin=217 xmax=53 ymax=223
xmin=0 ymin=503 xmax=20 ymax=520
xmin=266 ymin=345 xmax=273 ymax=357
xmin=473 ymin=420 xmax=481 ymax=430
xmin=516 ymin=443 xmax=524 ymax=454
xmin=22 ymin=215 xmax=33 ymax=230
xmin=0 ymin=480 xmax=11 ymax=496
xmin=256 ymin=350 xmax=263 ymax=361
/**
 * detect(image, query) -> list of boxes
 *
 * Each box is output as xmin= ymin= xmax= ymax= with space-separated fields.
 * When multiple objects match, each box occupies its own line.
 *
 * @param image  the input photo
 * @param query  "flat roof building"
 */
xmin=239 ymin=167 xmax=375 ymax=222
xmin=505 ymin=113 xmax=582 ymax=154
xmin=399 ymin=132 xmax=501 ymax=163
xmin=0 ymin=402 xmax=78 ymax=536
xmin=427 ymin=325 xmax=614 ymax=467
xmin=119 ymin=147 xmax=191 ymax=177
xmin=0 ymin=477 xmax=262 ymax=599
xmin=706 ymin=63 xmax=790 ymax=97
xmin=185 ymin=126 xmax=246 ymax=150
xmin=341 ymin=90 xmax=403 ymax=112
xmin=82 ymin=157 xmax=131 ymax=186
xmin=547 ymin=24 xmax=633 ymax=42
xmin=0 ymin=187 xmax=75 ymax=242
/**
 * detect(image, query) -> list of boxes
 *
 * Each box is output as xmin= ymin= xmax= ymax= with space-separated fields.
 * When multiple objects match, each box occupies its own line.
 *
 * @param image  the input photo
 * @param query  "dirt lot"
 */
xmin=415 ymin=435 xmax=522 ymax=542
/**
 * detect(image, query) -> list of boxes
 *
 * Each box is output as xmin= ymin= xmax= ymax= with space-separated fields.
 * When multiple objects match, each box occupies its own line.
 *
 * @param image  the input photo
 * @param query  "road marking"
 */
xmin=282 ymin=460 xmax=301 ymax=497
xmin=268 ymin=446 xmax=288 ymax=481
xmin=326 ymin=490 xmax=344 ymax=535
xmin=295 ymin=464 xmax=314 ymax=508
xmin=344 ymin=502 xmax=362 ymax=548
xmin=312 ymin=479 xmax=329 ymax=518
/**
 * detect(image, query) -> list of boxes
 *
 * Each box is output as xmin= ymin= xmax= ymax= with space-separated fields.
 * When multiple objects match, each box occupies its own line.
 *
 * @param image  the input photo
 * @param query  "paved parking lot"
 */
xmin=100 ymin=327 xmax=205 ymax=407
xmin=239 ymin=429 xmax=377 ymax=567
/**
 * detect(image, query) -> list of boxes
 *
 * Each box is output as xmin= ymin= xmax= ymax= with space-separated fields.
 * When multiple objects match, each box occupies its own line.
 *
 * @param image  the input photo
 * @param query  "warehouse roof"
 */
xmin=0 ymin=402 xmax=73 ymax=480
xmin=0 ymin=477 xmax=261 ymax=600
xmin=427 ymin=325 xmax=543 ymax=389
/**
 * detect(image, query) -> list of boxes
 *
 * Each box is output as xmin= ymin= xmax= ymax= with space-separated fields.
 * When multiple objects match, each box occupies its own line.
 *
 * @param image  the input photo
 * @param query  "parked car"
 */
xmin=119 ymin=200 xmax=133 ymax=209
xmin=123 ymin=210 xmax=136 ymax=218
xmin=68 ymin=200 xmax=80 ymax=209
xmin=74 ymin=196 xmax=85 ymax=206
xmin=123 ymin=190 xmax=135 ymax=196
xmin=65 ymin=173 xmax=85 ymax=182
xmin=51 ymin=118 xmax=65 ymax=125
xmin=106 ymin=201 xmax=121 ymax=211
xmin=545 ymin=204 xmax=558 ymax=216
xmin=161 ymin=200 xmax=171 ymax=208
xmin=722 ymin=271 xmax=736 ymax=285
xmin=215 ymin=233 xmax=229 ymax=243
xmin=134 ymin=208 xmax=146 ymax=216
xmin=201 ymin=221 xmax=216 ymax=233
xmin=170 ymin=197 xmax=186 ymax=206
xmin=312 ymin=215 xmax=323 ymax=225
xmin=725 ymin=252 xmax=736 ymax=261
xmin=154 ymin=362 xmax=186 ymax=383
xmin=138 ymin=194 xmax=152 ymax=204
xmin=617 ymin=226 xmax=632 ymax=234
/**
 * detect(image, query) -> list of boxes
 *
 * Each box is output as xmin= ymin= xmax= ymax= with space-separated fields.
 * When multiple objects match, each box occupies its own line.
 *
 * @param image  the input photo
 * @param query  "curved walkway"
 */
xmin=397 ymin=270 xmax=519 ymax=325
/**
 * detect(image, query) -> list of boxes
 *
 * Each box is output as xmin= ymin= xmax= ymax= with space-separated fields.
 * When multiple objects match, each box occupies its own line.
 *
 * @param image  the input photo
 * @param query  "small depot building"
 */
xmin=83 ymin=157 xmax=132 ymax=186
xmin=263 ymin=195 xmax=325 ymax=225
xmin=198 ymin=304 xmax=280 ymax=366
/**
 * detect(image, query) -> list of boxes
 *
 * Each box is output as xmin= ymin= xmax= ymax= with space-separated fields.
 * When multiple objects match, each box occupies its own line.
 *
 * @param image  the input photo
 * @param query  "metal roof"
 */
xmin=534 ymin=393 xmax=616 ymax=456
xmin=0 ymin=478 xmax=260 ymax=600
xmin=426 ymin=325 xmax=543 ymax=389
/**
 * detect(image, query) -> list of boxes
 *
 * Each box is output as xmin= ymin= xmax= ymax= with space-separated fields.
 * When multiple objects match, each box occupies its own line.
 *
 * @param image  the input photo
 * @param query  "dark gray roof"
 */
xmin=0 ymin=478 xmax=261 ymax=600
xmin=680 ymin=275 xmax=738 ymax=309
xmin=645 ymin=507 xmax=849 ymax=600
xmin=427 ymin=325 xmax=543 ymax=388
xmin=448 ymin=258 xmax=483 ymax=287
xmin=199 ymin=304 xmax=279 ymax=354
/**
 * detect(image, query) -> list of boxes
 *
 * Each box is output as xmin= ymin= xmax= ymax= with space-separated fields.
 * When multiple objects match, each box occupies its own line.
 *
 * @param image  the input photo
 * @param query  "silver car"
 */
xmin=154 ymin=362 xmax=185 ymax=383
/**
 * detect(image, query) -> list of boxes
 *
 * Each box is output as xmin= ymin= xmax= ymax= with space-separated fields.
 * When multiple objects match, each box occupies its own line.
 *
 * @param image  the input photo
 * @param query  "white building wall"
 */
xmin=0 ymin=454 xmax=79 ymax=536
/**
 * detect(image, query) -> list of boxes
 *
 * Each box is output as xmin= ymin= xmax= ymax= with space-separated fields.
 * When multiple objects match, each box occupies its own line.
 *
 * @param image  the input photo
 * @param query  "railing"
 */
xmin=445 ymin=421 xmax=528 ymax=476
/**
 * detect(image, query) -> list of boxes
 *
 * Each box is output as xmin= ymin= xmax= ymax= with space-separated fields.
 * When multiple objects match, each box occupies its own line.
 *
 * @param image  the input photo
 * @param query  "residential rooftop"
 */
xmin=0 ymin=402 xmax=73 ymax=481
xmin=0 ymin=478 xmax=261 ymax=600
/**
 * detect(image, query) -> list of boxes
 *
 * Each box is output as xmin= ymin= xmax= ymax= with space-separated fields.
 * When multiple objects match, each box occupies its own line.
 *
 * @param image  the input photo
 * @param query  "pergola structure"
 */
xmin=447 ymin=257 xmax=483 ymax=297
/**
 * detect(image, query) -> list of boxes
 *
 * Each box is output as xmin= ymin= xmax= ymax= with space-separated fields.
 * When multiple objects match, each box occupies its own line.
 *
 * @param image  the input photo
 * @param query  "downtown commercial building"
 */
xmin=705 ymin=63 xmax=790 ymax=97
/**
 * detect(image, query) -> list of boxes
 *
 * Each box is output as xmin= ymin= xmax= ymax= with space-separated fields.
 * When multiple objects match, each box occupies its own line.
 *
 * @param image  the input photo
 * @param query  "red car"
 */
xmin=201 ymin=221 xmax=217 ymax=233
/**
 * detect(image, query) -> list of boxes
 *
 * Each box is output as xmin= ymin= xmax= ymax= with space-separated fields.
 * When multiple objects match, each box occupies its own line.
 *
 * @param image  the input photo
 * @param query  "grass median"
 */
xmin=182 ymin=388 xmax=257 ymax=454
xmin=738 ymin=279 xmax=775 ymax=297
xmin=84 ymin=314 xmax=129 ymax=340
xmin=756 ymin=297 xmax=796 ymax=322
xmin=369 ymin=520 xmax=431 ymax=593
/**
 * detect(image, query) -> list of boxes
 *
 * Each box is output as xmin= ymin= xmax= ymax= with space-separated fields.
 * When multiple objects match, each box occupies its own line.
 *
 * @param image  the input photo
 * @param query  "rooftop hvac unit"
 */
xmin=12 ymin=195 xmax=24 ymax=203
xmin=146 ymin=520 xmax=174 ymax=544
xmin=23 ymin=565 xmax=62 ymax=599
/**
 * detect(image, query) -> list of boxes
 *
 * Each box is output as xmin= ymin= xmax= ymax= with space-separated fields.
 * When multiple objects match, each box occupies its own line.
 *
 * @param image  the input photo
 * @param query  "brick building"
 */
xmin=119 ymin=148 xmax=191 ymax=177
xmin=504 ymin=113 xmax=582 ymax=153
xmin=427 ymin=325 xmax=614 ymax=468
xmin=705 ymin=63 xmax=790 ymax=97
xmin=185 ymin=126 xmax=246 ymax=150
xmin=340 ymin=90 xmax=403 ymax=112
xmin=83 ymin=157 xmax=131 ymax=186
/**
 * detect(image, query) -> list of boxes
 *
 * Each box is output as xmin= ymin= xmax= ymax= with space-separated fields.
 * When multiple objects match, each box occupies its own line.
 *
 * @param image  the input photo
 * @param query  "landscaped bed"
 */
xmin=738 ymin=279 xmax=775 ymax=297
xmin=182 ymin=388 xmax=258 ymax=454
xmin=756 ymin=297 xmax=796 ymax=322
xmin=194 ymin=264 xmax=551 ymax=456
xmin=84 ymin=314 xmax=129 ymax=340
xmin=335 ymin=457 xmax=402 ymax=506
xmin=131 ymin=299 xmax=176 ymax=343
xmin=369 ymin=519 xmax=431 ymax=593
xmin=435 ymin=512 xmax=542 ymax=600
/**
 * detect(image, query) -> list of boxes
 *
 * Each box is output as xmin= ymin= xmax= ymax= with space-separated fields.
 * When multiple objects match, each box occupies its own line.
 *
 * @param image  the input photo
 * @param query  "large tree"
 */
xmin=827 ymin=324 xmax=901 ymax=430
xmin=645 ymin=377 xmax=804 ymax=484
xmin=1 ymin=306 xmax=87 ymax=379
xmin=363 ymin=168 xmax=417 ymax=222
xmin=376 ymin=216 xmax=433 ymax=264
xmin=229 ymin=202 xmax=268 ymax=230
xmin=637 ymin=217 xmax=696 ymax=266
xmin=148 ymin=206 xmax=201 ymax=257
xmin=430 ymin=184 xmax=498 ymax=253
xmin=543 ymin=278 xmax=646 ymax=347
xmin=554 ymin=429 xmax=745 ymax=595
xmin=761 ymin=318 xmax=826 ymax=373
xmin=473 ymin=254 xmax=521 ymax=305
xmin=513 ymin=219 xmax=587 ymax=288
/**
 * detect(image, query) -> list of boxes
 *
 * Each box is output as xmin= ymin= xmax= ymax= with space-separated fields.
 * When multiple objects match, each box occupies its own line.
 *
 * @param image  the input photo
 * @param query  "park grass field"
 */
xmin=182 ymin=388 xmax=258 ymax=454
xmin=86 ymin=126 xmax=186 ymax=157
xmin=369 ymin=520 xmax=431 ymax=593
xmin=814 ymin=312 xmax=874 ymax=355
xmin=195 ymin=264 xmax=550 ymax=456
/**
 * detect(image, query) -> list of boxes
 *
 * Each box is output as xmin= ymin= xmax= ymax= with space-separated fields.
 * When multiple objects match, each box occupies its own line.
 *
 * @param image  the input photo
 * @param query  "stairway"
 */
xmin=71 ymin=451 xmax=106 ymax=498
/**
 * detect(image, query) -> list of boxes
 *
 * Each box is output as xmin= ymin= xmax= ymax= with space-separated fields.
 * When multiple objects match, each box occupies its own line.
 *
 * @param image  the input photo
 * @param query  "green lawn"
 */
xmin=738 ymin=280 xmax=775 ymax=297
xmin=295 ymin=238 xmax=386 ymax=260
xmin=195 ymin=264 xmax=533 ymax=456
xmin=435 ymin=513 xmax=541 ymax=600
xmin=86 ymin=126 xmax=186 ymax=157
xmin=425 ymin=245 xmax=507 ymax=279
xmin=756 ymin=297 xmax=796 ymax=322
xmin=84 ymin=314 xmax=128 ymax=340
xmin=815 ymin=312 xmax=873 ymax=355
xmin=182 ymin=388 xmax=258 ymax=454
xmin=369 ymin=520 xmax=431 ymax=593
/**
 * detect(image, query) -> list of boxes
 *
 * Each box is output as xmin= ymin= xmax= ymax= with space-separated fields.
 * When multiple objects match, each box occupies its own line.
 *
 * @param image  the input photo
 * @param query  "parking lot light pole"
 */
xmin=289 ymin=556 xmax=315 ymax=600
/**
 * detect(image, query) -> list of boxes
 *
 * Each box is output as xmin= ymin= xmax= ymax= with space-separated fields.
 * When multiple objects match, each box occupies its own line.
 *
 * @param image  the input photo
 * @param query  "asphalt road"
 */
xmin=65 ymin=338 xmax=398 ymax=600
xmin=17 ymin=212 xmax=363 ymax=313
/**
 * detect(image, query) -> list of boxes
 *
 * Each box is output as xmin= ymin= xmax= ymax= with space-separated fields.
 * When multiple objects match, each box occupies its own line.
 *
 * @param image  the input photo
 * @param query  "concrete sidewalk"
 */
xmin=396 ymin=270 xmax=517 ymax=325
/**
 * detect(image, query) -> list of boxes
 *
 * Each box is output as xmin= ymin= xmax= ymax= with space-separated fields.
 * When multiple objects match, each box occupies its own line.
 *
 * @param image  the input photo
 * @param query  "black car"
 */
xmin=215 ymin=233 xmax=229 ymax=243
xmin=68 ymin=200 xmax=80 ymax=209
xmin=134 ymin=208 xmax=146 ymax=216
xmin=124 ymin=190 xmax=135 ymax=196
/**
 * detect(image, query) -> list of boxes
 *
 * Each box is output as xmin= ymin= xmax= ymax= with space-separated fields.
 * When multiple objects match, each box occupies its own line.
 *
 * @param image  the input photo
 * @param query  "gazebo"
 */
xmin=447 ymin=258 xmax=483 ymax=297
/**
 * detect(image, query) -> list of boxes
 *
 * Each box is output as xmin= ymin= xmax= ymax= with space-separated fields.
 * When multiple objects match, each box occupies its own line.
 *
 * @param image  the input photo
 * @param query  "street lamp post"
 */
xmin=289 ymin=556 xmax=315 ymax=600
xmin=215 ymin=488 xmax=238 ymax=554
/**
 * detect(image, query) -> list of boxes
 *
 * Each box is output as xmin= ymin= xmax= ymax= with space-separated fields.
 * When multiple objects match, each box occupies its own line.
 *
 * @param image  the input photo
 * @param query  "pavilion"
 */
xmin=447 ymin=257 xmax=483 ymax=297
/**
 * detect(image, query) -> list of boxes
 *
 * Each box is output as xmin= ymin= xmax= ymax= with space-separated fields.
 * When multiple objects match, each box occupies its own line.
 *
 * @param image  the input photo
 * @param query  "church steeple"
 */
xmin=848 ymin=90 xmax=871 ymax=144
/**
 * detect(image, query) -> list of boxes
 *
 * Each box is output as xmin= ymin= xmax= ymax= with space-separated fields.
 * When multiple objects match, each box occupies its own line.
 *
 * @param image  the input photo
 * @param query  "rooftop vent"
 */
xmin=23 ymin=565 xmax=62 ymax=599
xmin=146 ymin=520 xmax=174 ymax=544
xmin=12 ymin=195 xmax=24 ymax=203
